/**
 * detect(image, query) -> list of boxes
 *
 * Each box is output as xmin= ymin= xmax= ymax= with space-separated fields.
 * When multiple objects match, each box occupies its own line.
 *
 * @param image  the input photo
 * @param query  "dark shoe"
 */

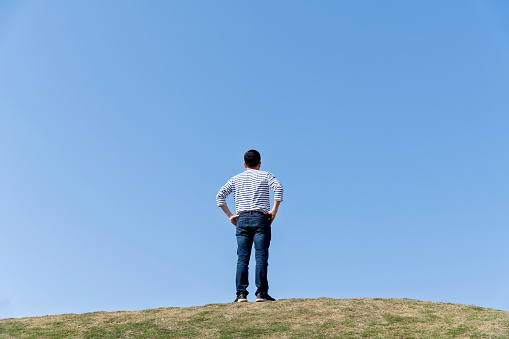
xmin=255 ymin=292 xmax=275 ymax=302
xmin=234 ymin=292 xmax=248 ymax=302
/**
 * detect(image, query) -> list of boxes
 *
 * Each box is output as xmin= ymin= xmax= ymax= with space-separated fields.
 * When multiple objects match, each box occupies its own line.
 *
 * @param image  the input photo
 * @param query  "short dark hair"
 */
xmin=244 ymin=149 xmax=261 ymax=168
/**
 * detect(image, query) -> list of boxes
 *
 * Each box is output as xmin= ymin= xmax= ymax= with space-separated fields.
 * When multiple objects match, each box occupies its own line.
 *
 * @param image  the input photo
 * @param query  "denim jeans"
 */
xmin=235 ymin=211 xmax=272 ymax=295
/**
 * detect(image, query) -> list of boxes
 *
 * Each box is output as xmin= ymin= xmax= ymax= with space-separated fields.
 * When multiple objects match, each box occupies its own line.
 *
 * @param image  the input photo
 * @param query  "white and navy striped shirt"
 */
xmin=216 ymin=170 xmax=283 ymax=214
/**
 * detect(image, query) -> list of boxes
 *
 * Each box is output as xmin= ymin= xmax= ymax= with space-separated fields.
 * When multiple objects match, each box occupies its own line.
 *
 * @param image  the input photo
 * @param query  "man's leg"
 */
xmin=253 ymin=214 xmax=271 ymax=294
xmin=236 ymin=217 xmax=254 ymax=295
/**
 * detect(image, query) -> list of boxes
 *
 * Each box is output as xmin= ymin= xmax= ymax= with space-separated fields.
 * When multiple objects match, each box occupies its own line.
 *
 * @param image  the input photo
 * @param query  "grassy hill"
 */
xmin=1 ymin=298 xmax=508 ymax=338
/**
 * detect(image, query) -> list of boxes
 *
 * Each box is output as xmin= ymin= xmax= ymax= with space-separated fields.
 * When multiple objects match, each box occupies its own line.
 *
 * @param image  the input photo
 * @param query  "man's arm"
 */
xmin=267 ymin=173 xmax=283 ymax=224
xmin=217 ymin=179 xmax=237 ymax=226
xmin=220 ymin=204 xmax=239 ymax=226
xmin=267 ymin=200 xmax=281 ymax=224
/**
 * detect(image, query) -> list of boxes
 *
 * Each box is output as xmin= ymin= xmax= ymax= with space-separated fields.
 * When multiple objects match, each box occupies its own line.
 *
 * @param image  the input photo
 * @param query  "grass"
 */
xmin=1 ymin=298 xmax=509 ymax=338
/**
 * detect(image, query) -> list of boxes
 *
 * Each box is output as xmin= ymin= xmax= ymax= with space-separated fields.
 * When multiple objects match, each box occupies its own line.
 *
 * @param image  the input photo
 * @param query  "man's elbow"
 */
xmin=274 ymin=190 xmax=283 ymax=202
xmin=216 ymin=196 xmax=227 ymax=207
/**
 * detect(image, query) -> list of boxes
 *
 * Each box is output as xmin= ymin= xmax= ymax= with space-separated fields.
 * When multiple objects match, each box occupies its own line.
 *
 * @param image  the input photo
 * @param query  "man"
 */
xmin=216 ymin=150 xmax=283 ymax=302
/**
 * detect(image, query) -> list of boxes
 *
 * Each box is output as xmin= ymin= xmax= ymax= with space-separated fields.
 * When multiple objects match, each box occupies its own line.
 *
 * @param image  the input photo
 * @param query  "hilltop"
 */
xmin=1 ymin=298 xmax=508 ymax=338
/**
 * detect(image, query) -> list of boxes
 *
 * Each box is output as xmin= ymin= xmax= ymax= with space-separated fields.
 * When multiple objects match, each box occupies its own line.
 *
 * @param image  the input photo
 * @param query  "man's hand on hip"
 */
xmin=267 ymin=210 xmax=277 ymax=225
xmin=220 ymin=204 xmax=239 ymax=226
xmin=267 ymin=200 xmax=281 ymax=225
xmin=229 ymin=214 xmax=239 ymax=226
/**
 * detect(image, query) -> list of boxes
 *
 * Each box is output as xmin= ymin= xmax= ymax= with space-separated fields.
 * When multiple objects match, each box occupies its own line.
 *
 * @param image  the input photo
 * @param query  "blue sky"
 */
xmin=1 ymin=1 xmax=508 ymax=319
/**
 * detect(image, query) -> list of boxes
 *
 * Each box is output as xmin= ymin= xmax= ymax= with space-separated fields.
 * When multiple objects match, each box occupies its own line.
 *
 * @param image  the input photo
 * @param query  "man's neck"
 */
xmin=244 ymin=162 xmax=261 ymax=170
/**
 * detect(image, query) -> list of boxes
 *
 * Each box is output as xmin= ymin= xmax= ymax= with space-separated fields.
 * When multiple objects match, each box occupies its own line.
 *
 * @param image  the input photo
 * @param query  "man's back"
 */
xmin=217 ymin=170 xmax=283 ymax=215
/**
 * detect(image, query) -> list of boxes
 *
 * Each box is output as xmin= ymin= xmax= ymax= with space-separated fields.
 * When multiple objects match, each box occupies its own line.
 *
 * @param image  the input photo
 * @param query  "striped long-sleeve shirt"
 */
xmin=216 ymin=170 xmax=283 ymax=214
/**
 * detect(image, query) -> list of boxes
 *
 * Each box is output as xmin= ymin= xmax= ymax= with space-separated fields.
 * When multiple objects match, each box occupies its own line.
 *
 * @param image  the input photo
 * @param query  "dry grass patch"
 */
xmin=1 ymin=298 xmax=509 ymax=338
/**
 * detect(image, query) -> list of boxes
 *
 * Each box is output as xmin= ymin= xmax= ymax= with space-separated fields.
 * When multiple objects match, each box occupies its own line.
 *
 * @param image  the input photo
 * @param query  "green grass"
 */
xmin=1 ymin=298 xmax=508 ymax=338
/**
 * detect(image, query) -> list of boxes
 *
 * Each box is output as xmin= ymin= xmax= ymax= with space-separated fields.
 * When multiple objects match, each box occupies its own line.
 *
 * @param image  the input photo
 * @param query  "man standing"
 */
xmin=216 ymin=150 xmax=283 ymax=302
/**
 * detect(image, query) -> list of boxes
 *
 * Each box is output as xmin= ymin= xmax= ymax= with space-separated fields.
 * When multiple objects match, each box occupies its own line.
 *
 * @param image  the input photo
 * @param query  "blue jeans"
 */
xmin=235 ymin=211 xmax=272 ymax=295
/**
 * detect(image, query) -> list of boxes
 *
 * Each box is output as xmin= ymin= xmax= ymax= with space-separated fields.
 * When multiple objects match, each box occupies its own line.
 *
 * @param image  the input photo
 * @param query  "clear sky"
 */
xmin=1 ymin=1 xmax=508 ymax=319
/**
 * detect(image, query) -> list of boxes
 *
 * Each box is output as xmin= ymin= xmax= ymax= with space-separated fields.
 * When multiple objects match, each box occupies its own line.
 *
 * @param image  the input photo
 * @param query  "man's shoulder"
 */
xmin=229 ymin=170 xmax=249 ymax=182
xmin=231 ymin=170 xmax=248 ymax=178
xmin=260 ymin=170 xmax=276 ymax=177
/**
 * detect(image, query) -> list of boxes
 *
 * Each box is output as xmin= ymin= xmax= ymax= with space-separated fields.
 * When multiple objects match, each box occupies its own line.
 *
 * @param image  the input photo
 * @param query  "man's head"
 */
xmin=244 ymin=149 xmax=261 ymax=169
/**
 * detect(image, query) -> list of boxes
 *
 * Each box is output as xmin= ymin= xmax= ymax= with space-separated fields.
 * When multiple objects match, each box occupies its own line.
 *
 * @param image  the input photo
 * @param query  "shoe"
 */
xmin=255 ymin=291 xmax=276 ymax=302
xmin=234 ymin=292 xmax=248 ymax=302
